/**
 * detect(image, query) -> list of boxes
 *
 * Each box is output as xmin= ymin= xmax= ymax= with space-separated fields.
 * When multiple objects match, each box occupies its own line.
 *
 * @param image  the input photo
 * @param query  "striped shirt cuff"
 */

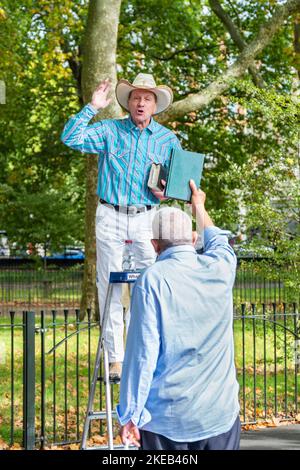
xmin=83 ymin=103 xmax=99 ymax=118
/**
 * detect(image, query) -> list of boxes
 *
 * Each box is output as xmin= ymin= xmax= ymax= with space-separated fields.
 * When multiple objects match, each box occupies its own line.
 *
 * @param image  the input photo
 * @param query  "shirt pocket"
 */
xmin=108 ymin=146 xmax=130 ymax=175
xmin=148 ymin=152 xmax=165 ymax=166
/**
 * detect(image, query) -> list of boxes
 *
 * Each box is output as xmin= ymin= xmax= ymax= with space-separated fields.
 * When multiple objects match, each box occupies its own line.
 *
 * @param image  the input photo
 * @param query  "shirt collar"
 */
xmin=126 ymin=115 xmax=156 ymax=134
xmin=157 ymin=244 xmax=196 ymax=261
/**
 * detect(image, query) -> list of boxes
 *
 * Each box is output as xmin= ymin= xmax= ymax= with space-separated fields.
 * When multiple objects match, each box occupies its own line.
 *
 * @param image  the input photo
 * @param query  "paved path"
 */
xmin=240 ymin=424 xmax=300 ymax=450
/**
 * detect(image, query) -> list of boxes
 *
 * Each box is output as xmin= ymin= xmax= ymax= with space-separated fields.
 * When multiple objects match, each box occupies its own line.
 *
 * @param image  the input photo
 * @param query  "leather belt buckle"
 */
xmin=128 ymin=205 xmax=138 ymax=216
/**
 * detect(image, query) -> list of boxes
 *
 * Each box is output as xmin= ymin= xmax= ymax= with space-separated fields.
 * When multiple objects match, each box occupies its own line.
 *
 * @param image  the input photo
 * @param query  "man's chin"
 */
xmin=135 ymin=114 xmax=146 ymax=121
xmin=132 ymin=114 xmax=150 ymax=125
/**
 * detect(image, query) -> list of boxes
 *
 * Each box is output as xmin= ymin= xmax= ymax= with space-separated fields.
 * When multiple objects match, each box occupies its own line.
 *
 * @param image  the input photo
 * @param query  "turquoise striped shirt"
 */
xmin=61 ymin=104 xmax=181 ymax=205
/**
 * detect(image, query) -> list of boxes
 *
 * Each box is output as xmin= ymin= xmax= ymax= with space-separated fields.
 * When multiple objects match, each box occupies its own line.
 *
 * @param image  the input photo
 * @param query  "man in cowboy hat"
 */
xmin=61 ymin=73 xmax=181 ymax=381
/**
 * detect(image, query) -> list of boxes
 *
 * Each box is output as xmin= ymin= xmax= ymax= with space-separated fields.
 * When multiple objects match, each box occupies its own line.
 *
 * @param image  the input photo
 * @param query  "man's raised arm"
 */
xmin=190 ymin=179 xmax=236 ymax=272
xmin=61 ymin=79 xmax=111 ymax=154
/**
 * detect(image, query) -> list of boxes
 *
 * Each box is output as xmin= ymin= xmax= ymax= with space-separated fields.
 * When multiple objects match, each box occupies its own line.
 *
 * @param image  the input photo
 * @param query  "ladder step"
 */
xmin=88 ymin=410 xmax=118 ymax=420
xmin=97 ymin=376 xmax=121 ymax=384
xmin=81 ymin=277 xmax=140 ymax=451
xmin=84 ymin=444 xmax=138 ymax=451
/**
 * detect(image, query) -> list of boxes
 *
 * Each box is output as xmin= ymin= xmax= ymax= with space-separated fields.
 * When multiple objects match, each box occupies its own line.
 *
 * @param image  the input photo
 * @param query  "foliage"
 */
xmin=0 ymin=184 xmax=83 ymax=250
xmin=0 ymin=0 xmax=299 ymax=270
xmin=0 ymin=0 xmax=86 ymax=251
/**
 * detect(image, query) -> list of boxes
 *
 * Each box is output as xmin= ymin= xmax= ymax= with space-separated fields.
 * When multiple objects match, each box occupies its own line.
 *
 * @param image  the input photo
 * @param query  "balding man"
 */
xmin=117 ymin=180 xmax=240 ymax=450
xmin=61 ymin=73 xmax=181 ymax=381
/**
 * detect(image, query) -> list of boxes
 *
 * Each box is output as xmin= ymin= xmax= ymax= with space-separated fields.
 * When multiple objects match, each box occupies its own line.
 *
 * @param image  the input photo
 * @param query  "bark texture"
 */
xmin=80 ymin=0 xmax=122 ymax=320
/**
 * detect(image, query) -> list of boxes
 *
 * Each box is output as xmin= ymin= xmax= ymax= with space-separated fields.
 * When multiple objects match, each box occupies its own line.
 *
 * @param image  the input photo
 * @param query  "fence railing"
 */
xmin=0 ymin=261 xmax=299 ymax=318
xmin=0 ymin=303 xmax=299 ymax=449
xmin=0 ymin=267 xmax=83 ymax=316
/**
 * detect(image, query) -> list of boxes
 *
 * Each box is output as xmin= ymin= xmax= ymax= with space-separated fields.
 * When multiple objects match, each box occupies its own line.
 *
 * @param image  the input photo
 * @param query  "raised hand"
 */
xmin=189 ymin=179 xmax=206 ymax=208
xmin=90 ymin=78 xmax=112 ymax=110
xmin=189 ymin=179 xmax=214 ymax=228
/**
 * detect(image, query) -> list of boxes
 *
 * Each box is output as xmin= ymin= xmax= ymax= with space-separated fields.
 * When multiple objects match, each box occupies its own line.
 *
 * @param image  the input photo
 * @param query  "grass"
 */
xmin=234 ymin=316 xmax=300 ymax=423
xmin=0 ymin=315 xmax=120 ymax=447
xmin=0 ymin=310 xmax=299 ymax=448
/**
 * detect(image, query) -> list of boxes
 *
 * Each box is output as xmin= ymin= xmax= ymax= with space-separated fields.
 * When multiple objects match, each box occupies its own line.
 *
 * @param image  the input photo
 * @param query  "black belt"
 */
xmin=99 ymin=198 xmax=154 ymax=215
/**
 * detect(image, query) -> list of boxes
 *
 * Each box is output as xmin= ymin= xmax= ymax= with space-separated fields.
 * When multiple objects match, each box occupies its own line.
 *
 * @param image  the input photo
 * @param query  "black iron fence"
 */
xmin=0 ymin=303 xmax=299 ymax=449
xmin=0 ymin=260 xmax=299 ymax=318
xmin=0 ymin=266 xmax=83 ymax=316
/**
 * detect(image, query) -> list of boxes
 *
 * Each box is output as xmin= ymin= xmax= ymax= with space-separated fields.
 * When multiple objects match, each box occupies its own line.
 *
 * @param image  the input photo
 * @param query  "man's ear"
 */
xmin=192 ymin=231 xmax=198 ymax=247
xmin=152 ymin=97 xmax=157 ymax=115
xmin=151 ymin=239 xmax=160 ymax=253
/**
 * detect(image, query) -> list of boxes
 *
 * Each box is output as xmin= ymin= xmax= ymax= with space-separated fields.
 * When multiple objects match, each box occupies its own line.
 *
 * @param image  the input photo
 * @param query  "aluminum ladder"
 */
xmin=80 ymin=270 xmax=140 ymax=450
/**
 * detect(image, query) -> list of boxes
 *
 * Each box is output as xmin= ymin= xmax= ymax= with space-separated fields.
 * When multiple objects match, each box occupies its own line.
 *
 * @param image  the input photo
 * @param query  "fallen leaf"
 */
xmin=114 ymin=435 xmax=122 ymax=445
xmin=92 ymin=435 xmax=107 ymax=445
xmin=0 ymin=439 xmax=9 ymax=450
xmin=10 ymin=443 xmax=22 ymax=450
xmin=68 ymin=444 xmax=79 ymax=450
xmin=271 ymin=417 xmax=281 ymax=427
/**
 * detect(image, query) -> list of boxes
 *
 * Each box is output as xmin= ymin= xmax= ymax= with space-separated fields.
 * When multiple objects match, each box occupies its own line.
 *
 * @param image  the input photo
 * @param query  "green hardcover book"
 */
xmin=165 ymin=148 xmax=205 ymax=202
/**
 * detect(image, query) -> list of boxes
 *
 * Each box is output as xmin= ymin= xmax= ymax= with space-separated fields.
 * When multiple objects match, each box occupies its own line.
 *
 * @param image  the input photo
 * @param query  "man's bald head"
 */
xmin=152 ymin=207 xmax=197 ymax=253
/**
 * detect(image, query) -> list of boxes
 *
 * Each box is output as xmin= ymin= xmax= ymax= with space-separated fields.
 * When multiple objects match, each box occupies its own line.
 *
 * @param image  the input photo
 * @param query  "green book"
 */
xmin=164 ymin=148 xmax=205 ymax=202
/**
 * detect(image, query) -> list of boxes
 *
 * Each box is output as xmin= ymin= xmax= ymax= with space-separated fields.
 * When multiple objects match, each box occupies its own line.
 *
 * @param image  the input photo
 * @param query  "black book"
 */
xmin=147 ymin=163 xmax=167 ymax=191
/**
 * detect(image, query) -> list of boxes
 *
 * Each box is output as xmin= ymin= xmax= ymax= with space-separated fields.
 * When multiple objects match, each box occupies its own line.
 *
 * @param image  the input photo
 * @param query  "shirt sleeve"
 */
xmin=172 ymin=134 xmax=182 ymax=150
xmin=202 ymin=226 xmax=237 ymax=283
xmin=163 ymin=134 xmax=182 ymax=168
xmin=61 ymin=104 xmax=107 ymax=154
xmin=116 ymin=284 xmax=160 ymax=428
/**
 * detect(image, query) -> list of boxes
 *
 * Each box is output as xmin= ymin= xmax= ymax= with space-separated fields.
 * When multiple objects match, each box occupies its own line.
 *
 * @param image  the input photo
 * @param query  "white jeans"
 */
xmin=95 ymin=202 xmax=157 ymax=363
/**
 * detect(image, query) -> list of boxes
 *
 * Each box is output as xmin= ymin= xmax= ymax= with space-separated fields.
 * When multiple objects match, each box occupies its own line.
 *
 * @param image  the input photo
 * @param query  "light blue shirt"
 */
xmin=117 ymin=226 xmax=240 ymax=442
xmin=61 ymin=104 xmax=181 ymax=205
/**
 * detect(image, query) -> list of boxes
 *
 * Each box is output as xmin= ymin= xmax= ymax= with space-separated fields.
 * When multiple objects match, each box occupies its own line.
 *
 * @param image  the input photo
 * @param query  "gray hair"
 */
xmin=152 ymin=207 xmax=193 ymax=250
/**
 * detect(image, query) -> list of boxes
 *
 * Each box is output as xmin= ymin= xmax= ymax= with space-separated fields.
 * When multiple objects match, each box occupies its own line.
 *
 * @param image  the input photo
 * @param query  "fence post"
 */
xmin=40 ymin=310 xmax=46 ymax=449
xmin=23 ymin=311 xmax=36 ymax=450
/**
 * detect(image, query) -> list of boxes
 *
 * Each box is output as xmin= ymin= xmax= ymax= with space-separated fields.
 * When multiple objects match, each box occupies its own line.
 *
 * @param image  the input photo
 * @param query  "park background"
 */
xmin=0 ymin=0 xmax=299 ymax=450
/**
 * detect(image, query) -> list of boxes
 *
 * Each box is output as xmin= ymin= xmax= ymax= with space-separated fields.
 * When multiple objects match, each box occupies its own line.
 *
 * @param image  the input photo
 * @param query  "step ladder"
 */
xmin=81 ymin=270 xmax=141 ymax=450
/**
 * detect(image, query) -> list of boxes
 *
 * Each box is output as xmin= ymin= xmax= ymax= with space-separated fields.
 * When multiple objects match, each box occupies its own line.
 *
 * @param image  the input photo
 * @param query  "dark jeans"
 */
xmin=140 ymin=415 xmax=241 ymax=450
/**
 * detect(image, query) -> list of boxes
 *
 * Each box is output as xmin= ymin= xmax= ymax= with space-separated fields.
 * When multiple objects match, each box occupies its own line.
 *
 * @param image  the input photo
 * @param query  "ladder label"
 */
xmin=127 ymin=273 xmax=140 ymax=281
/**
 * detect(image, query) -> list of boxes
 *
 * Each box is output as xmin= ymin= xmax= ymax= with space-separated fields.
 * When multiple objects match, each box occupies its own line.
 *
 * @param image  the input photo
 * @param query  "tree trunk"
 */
xmin=294 ymin=15 xmax=300 ymax=78
xmin=80 ymin=0 xmax=122 ymax=321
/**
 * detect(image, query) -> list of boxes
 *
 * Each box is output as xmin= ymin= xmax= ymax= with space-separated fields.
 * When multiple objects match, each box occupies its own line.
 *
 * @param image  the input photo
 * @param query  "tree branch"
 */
xmin=150 ymin=45 xmax=210 ymax=61
xmin=158 ymin=0 xmax=300 ymax=124
xmin=227 ymin=0 xmax=242 ymax=29
xmin=60 ymin=39 xmax=83 ymax=105
xmin=209 ymin=0 xmax=265 ymax=88
xmin=294 ymin=16 xmax=300 ymax=78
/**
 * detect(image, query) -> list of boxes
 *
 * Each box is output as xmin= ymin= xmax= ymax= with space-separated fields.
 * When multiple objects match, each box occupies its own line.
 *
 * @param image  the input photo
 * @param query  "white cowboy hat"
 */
xmin=115 ymin=73 xmax=173 ymax=115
